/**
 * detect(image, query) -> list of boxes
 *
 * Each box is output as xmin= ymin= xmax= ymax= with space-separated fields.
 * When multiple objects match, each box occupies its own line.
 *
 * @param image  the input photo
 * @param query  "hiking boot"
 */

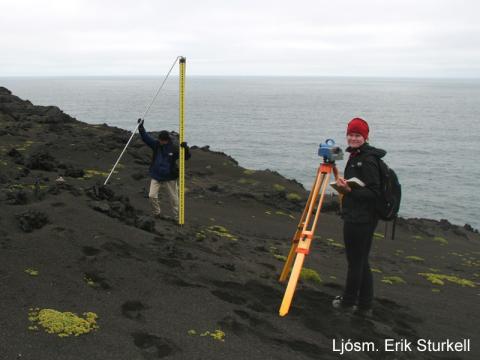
xmin=160 ymin=215 xmax=178 ymax=224
xmin=332 ymin=296 xmax=356 ymax=311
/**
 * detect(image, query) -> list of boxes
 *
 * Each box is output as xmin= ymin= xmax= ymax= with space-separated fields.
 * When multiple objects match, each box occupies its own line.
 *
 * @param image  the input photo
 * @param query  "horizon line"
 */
xmin=1 ymin=74 xmax=480 ymax=80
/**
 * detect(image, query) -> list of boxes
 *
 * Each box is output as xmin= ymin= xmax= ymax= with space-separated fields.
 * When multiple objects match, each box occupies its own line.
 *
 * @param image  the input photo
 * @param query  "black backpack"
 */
xmin=375 ymin=158 xmax=401 ymax=221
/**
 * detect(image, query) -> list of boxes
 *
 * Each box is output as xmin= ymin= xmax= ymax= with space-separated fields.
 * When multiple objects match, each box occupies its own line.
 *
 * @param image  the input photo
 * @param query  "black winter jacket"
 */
xmin=341 ymin=143 xmax=386 ymax=224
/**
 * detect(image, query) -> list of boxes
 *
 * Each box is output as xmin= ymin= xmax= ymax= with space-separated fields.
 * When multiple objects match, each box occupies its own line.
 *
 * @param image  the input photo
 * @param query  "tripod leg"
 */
xmin=279 ymin=167 xmax=321 ymax=283
xmin=279 ymin=252 xmax=306 ymax=316
xmin=309 ymin=172 xmax=330 ymax=232
xmin=278 ymin=164 xmax=334 ymax=316
xmin=279 ymin=241 xmax=299 ymax=283
xmin=279 ymin=199 xmax=312 ymax=283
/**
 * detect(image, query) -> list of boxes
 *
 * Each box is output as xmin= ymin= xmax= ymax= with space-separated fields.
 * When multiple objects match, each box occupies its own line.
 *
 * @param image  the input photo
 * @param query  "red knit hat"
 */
xmin=347 ymin=118 xmax=369 ymax=139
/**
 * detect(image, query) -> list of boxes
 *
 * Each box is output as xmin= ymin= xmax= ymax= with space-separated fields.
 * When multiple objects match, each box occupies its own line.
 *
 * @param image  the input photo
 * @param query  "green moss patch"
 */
xmin=381 ymin=276 xmax=406 ymax=285
xmin=325 ymin=238 xmax=345 ymax=248
xmin=28 ymin=308 xmax=98 ymax=337
xmin=418 ymin=273 xmax=476 ymax=288
xmin=25 ymin=268 xmax=39 ymax=276
xmin=10 ymin=184 xmax=47 ymax=191
xmin=449 ymin=252 xmax=463 ymax=257
xmin=433 ymin=236 xmax=448 ymax=245
xmin=462 ymin=258 xmax=480 ymax=268
xmin=15 ymin=140 xmax=36 ymax=152
xmin=238 ymin=178 xmax=258 ymax=186
xmin=405 ymin=256 xmax=424 ymax=262
xmin=300 ymin=268 xmax=322 ymax=284
xmin=270 ymin=246 xmax=287 ymax=261
xmin=273 ymin=184 xmax=285 ymax=192
xmin=207 ymin=225 xmax=237 ymax=241
xmin=83 ymin=169 xmax=111 ymax=179
xmin=188 ymin=329 xmax=225 ymax=342
xmin=274 ymin=211 xmax=294 ymax=220
xmin=84 ymin=275 xmax=96 ymax=287
xmin=195 ymin=231 xmax=207 ymax=241
xmin=286 ymin=193 xmax=301 ymax=202
xmin=273 ymin=254 xmax=287 ymax=262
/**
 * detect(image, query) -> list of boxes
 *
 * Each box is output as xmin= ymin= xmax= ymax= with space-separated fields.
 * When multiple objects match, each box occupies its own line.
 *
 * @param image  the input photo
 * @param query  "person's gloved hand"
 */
xmin=137 ymin=118 xmax=144 ymax=126
xmin=180 ymin=141 xmax=192 ymax=160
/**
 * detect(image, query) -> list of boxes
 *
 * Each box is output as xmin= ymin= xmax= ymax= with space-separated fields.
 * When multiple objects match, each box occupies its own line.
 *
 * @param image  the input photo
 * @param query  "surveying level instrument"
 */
xmin=279 ymin=139 xmax=343 ymax=316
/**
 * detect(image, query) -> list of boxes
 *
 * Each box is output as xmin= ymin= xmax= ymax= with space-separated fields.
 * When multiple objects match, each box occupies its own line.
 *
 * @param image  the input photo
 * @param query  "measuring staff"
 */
xmin=104 ymin=56 xmax=188 ymax=225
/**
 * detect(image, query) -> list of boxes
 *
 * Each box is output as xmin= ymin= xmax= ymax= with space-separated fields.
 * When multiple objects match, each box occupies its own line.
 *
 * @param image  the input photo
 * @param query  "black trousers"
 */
xmin=342 ymin=220 xmax=378 ymax=308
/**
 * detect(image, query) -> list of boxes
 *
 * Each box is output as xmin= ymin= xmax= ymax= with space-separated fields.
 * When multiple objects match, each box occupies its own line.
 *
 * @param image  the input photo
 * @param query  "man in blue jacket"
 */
xmin=137 ymin=119 xmax=190 ymax=220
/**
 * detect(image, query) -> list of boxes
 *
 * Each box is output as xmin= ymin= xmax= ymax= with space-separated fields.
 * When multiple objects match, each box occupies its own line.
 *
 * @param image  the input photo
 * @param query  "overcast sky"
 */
xmin=1 ymin=0 xmax=479 ymax=77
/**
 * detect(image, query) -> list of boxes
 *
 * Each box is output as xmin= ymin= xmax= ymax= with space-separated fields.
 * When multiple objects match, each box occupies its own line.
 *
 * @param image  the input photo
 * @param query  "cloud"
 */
xmin=1 ymin=0 xmax=479 ymax=76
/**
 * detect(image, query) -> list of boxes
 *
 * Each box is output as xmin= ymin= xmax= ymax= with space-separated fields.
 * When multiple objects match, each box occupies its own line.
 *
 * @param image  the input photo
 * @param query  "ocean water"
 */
xmin=1 ymin=76 xmax=479 ymax=229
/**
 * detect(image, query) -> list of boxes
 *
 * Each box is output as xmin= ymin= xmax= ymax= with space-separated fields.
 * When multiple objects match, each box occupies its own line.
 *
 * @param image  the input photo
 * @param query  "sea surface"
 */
xmin=1 ymin=76 xmax=479 ymax=229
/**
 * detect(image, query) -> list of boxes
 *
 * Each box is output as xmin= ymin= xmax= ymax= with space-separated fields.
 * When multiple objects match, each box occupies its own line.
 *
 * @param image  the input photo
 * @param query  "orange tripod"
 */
xmin=279 ymin=161 xmax=339 ymax=316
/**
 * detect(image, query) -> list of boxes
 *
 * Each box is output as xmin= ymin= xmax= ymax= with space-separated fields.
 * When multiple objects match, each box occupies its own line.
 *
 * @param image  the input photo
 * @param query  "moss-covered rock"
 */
xmin=28 ymin=308 xmax=99 ymax=337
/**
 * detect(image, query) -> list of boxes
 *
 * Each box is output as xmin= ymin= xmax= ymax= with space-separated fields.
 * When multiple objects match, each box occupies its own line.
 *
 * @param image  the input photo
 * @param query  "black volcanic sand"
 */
xmin=0 ymin=86 xmax=478 ymax=360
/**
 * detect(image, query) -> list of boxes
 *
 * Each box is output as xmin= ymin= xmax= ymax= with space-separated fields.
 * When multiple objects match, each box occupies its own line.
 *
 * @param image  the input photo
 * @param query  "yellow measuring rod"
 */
xmin=178 ymin=57 xmax=186 ymax=225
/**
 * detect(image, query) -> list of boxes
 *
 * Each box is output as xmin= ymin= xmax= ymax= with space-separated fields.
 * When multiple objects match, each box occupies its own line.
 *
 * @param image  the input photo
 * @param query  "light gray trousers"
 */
xmin=148 ymin=179 xmax=178 ymax=217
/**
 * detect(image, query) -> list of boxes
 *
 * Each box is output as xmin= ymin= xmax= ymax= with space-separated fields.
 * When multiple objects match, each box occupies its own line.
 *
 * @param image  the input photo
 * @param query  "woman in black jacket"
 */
xmin=333 ymin=118 xmax=386 ymax=315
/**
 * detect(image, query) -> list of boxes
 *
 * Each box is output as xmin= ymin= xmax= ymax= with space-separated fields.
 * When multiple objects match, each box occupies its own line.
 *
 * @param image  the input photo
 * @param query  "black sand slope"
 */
xmin=0 ymin=87 xmax=478 ymax=360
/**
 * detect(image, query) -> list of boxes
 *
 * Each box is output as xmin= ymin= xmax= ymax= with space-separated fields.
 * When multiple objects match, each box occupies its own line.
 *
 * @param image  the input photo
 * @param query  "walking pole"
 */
xmin=178 ymin=57 xmax=186 ymax=225
xmin=104 ymin=56 xmax=181 ymax=186
xmin=104 ymin=122 xmax=141 ymax=185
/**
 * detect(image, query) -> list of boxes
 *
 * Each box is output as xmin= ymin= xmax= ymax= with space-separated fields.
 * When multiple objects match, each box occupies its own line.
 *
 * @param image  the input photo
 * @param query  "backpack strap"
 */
xmin=354 ymin=151 xmax=384 ymax=187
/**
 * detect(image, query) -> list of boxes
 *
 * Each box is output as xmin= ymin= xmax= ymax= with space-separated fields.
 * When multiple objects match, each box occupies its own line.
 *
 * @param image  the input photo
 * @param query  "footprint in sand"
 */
xmin=132 ymin=332 xmax=180 ymax=359
xmin=210 ymin=280 xmax=280 ymax=313
xmin=84 ymin=271 xmax=111 ymax=290
xmin=211 ymin=290 xmax=247 ymax=305
xmin=82 ymin=246 xmax=101 ymax=257
xmin=122 ymin=301 xmax=147 ymax=321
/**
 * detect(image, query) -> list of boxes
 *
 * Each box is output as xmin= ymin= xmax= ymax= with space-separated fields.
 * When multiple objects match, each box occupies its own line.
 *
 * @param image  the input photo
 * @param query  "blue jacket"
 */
xmin=139 ymin=125 xmax=180 ymax=182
